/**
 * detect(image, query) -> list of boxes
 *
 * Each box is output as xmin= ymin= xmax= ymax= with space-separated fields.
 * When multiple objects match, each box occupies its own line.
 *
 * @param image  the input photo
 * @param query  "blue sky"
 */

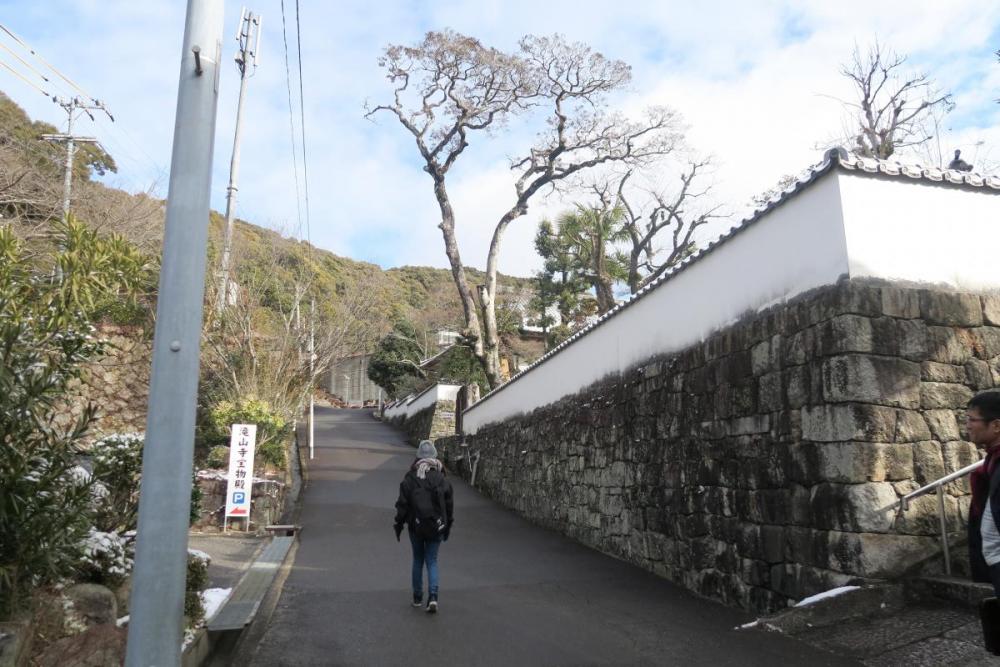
xmin=2 ymin=1 xmax=999 ymax=276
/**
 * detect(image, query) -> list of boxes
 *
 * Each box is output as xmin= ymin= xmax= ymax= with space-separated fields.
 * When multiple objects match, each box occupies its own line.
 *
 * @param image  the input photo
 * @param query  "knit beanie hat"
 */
xmin=416 ymin=440 xmax=437 ymax=459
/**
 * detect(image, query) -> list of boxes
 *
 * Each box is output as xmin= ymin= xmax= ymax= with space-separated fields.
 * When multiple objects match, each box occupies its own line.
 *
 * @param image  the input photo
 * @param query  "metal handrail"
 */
xmin=897 ymin=458 xmax=984 ymax=575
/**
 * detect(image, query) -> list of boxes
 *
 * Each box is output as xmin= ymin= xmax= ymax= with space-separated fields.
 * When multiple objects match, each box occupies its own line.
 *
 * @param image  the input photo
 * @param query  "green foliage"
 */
xmin=368 ymin=320 xmax=426 ymax=398
xmin=0 ymin=220 xmax=148 ymax=620
xmin=209 ymin=398 xmax=290 ymax=471
xmin=185 ymin=551 xmax=209 ymax=625
xmin=534 ymin=218 xmax=591 ymax=331
xmin=190 ymin=468 xmax=202 ymax=527
xmin=77 ymin=528 xmax=132 ymax=588
xmin=433 ymin=344 xmax=489 ymax=394
xmin=206 ymin=446 xmax=230 ymax=469
xmin=553 ymin=204 xmax=629 ymax=312
xmin=90 ymin=433 xmax=144 ymax=533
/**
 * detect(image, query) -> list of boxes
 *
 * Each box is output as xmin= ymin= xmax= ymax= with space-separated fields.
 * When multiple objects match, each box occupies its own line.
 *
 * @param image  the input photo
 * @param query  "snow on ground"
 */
xmin=116 ymin=615 xmax=129 ymax=627
xmin=201 ymin=587 xmax=232 ymax=621
xmin=794 ymin=585 xmax=860 ymax=608
xmin=187 ymin=548 xmax=211 ymax=563
xmin=735 ymin=585 xmax=863 ymax=630
xmin=180 ymin=588 xmax=233 ymax=651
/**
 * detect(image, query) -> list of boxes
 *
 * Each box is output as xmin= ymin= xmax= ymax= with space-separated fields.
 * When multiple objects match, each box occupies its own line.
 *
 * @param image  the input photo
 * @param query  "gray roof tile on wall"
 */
xmin=471 ymin=148 xmax=1000 ymax=409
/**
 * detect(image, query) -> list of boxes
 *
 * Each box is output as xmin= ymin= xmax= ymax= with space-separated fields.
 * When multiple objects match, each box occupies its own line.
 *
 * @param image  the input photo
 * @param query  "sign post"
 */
xmin=224 ymin=424 xmax=257 ymax=531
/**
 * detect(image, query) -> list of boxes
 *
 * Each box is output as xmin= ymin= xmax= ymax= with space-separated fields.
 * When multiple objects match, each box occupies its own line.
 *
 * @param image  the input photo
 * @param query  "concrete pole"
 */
xmin=61 ymin=100 xmax=75 ymax=217
xmin=308 ymin=297 xmax=315 ymax=459
xmin=216 ymin=10 xmax=258 ymax=314
xmin=125 ymin=2 xmax=224 ymax=665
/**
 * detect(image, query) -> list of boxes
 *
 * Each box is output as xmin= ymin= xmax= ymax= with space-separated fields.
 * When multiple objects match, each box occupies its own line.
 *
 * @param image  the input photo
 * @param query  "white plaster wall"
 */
xmin=407 ymin=384 xmax=460 ymax=416
xmin=464 ymin=174 xmax=850 ymax=435
xmin=383 ymin=401 xmax=408 ymax=420
xmin=383 ymin=384 xmax=461 ymax=421
xmin=838 ymin=174 xmax=1000 ymax=290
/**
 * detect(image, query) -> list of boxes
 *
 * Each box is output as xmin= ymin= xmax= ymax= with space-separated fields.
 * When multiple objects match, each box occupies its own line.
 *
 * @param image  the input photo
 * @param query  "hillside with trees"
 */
xmin=0 ymin=90 xmax=530 ymax=350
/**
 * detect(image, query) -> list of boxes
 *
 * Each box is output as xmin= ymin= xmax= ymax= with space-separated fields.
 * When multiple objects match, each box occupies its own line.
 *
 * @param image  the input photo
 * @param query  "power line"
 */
xmin=294 ymin=0 xmax=311 ymax=247
xmin=279 ymin=0 xmax=303 ymax=236
xmin=0 ymin=56 xmax=49 ymax=96
xmin=292 ymin=0 xmax=318 ymax=461
xmin=0 ymin=26 xmax=165 ymax=195
xmin=0 ymin=22 xmax=96 ymax=102
xmin=0 ymin=40 xmax=50 ymax=85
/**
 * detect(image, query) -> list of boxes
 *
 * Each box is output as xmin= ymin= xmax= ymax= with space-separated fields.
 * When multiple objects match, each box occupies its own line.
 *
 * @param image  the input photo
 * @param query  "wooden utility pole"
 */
xmin=216 ymin=7 xmax=262 ymax=313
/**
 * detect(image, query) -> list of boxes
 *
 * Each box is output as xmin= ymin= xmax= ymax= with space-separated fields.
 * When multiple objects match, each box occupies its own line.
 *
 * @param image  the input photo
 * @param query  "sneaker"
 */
xmin=412 ymin=593 xmax=423 ymax=607
xmin=426 ymin=595 xmax=438 ymax=614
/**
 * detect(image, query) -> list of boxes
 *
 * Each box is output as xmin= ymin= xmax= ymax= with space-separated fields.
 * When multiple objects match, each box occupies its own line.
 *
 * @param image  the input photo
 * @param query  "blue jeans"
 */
xmin=409 ymin=531 xmax=441 ymax=597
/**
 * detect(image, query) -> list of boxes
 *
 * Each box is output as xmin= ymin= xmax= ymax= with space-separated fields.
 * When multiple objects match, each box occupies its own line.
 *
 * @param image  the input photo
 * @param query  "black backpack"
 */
xmin=411 ymin=472 xmax=447 ymax=540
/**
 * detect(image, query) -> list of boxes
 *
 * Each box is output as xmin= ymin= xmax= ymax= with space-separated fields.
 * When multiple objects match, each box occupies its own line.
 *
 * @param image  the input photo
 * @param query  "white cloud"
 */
xmin=2 ymin=1 xmax=998 ymax=278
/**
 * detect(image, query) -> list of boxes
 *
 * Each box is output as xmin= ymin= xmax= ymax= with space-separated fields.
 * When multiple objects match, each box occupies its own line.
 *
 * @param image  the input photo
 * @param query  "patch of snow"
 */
xmin=737 ymin=620 xmax=759 ymax=630
xmin=182 ymin=627 xmax=196 ymax=650
xmin=65 ymin=465 xmax=92 ymax=485
xmin=116 ymin=615 xmax=129 ymax=628
xmin=187 ymin=548 xmax=211 ymax=564
xmin=201 ymin=587 xmax=232 ymax=622
xmin=793 ymin=585 xmax=861 ymax=608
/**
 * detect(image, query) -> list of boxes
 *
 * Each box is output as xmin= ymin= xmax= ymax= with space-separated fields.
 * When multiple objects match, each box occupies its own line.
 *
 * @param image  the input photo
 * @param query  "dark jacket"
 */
xmin=969 ymin=446 xmax=1000 ymax=582
xmin=394 ymin=463 xmax=454 ymax=535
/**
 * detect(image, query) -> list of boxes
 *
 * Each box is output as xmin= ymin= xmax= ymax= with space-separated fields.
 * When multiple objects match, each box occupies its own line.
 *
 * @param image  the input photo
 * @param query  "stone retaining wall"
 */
xmin=385 ymin=399 xmax=457 ymax=446
xmin=57 ymin=324 xmax=152 ymax=441
xmin=437 ymin=280 xmax=995 ymax=612
xmin=194 ymin=474 xmax=288 ymax=532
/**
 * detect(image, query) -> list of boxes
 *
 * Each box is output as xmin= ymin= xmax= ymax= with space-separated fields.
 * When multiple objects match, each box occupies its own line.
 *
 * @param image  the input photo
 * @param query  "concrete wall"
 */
xmin=327 ymin=355 xmax=381 ymax=405
xmin=441 ymin=281 xmax=996 ymax=612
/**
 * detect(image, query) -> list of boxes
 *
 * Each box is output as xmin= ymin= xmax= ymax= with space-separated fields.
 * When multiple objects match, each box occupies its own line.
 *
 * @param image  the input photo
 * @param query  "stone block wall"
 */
xmin=57 ymin=324 xmax=152 ymax=441
xmin=386 ymin=399 xmax=457 ymax=446
xmin=194 ymin=474 xmax=288 ymax=532
xmin=439 ymin=280 xmax=996 ymax=612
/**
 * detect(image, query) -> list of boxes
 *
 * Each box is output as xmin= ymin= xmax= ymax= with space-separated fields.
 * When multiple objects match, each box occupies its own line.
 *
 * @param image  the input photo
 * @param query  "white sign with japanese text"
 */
xmin=224 ymin=424 xmax=257 ymax=518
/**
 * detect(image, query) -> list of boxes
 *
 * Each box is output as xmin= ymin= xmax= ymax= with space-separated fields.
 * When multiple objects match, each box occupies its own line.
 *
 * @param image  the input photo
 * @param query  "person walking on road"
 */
xmin=394 ymin=439 xmax=453 ymax=613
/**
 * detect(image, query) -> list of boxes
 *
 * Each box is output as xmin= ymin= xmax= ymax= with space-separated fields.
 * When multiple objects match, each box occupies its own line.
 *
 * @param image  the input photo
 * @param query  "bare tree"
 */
xmin=610 ymin=158 xmax=723 ymax=294
xmin=838 ymin=42 xmax=953 ymax=160
xmin=368 ymin=30 xmax=681 ymax=387
xmin=202 ymin=253 xmax=387 ymax=420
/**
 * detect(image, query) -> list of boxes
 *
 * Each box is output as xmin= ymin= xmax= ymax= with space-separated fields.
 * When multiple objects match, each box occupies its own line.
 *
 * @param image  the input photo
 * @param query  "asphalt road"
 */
xmin=248 ymin=406 xmax=858 ymax=667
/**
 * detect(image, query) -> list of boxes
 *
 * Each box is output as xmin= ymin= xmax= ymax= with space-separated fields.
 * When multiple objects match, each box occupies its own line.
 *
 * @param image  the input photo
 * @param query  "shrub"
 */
xmin=257 ymin=439 xmax=286 ymax=470
xmin=206 ymin=446 xmax=230 ymax=469
xmin=190 ymin=468 xmax=202 ymax=527
xmin=209 ymin=398 xmax=290 ymax=472
xmin=90 ymin=433 xmax=144 ymax=533
xmin=185 ymin=549 xmax=210 ymax=626
xmin=0 ymin=221 xmax=155 ymax=620
xmin=77 ymin=528 xmax=133 ymax=587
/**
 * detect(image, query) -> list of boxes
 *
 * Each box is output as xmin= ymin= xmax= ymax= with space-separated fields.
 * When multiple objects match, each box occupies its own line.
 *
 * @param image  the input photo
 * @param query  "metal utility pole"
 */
xmin=308 ymin=297 xmax=315 ymax=460
xmin=125 ymin=2 xmax=224 ymax=665
xmin=216 ymin=7 xmax=261 ymax=313
xmin=41 ymin=96 xmax=112 ymax=216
